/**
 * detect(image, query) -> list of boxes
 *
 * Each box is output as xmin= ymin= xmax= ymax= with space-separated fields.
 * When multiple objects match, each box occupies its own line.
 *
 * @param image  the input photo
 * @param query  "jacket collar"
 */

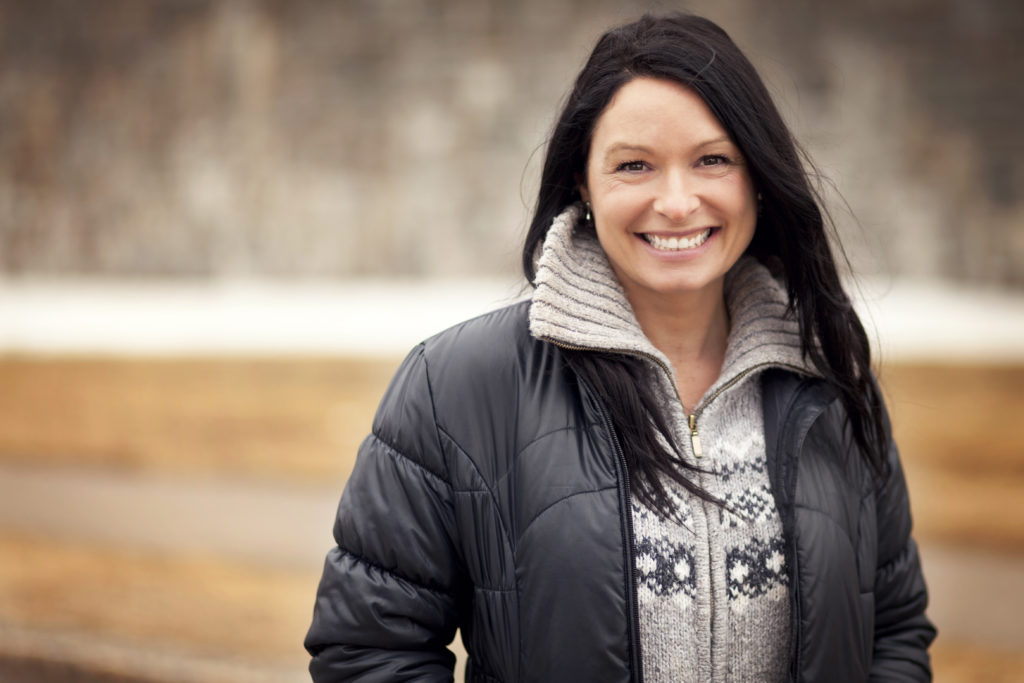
xmin=528 ymin=205 xmax=817 ymax=397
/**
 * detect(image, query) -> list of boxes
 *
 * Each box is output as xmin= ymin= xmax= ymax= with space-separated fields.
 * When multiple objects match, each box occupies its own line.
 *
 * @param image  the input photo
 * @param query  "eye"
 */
xmin=698 ymin=154 xmax=730 ymax=167
xmin=615 ymin=160 xmax=648 ymax=172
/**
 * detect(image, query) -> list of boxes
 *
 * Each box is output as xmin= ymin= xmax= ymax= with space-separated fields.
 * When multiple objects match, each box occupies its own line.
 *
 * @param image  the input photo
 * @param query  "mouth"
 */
xmin=641 ymin=228 xmax=713 ymax=251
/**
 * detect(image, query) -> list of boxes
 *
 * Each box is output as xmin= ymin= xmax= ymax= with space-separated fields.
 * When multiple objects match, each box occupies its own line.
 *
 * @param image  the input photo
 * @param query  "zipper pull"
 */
xmin=688 ymin=413 xmax=703 ymax=458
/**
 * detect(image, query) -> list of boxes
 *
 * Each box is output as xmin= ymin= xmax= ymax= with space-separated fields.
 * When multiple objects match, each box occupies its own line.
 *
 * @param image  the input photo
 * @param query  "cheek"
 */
xmin=721 ymin=178 xmax=757 ymax=218
xmin=594 ymin=183 xmax=646 ymax=219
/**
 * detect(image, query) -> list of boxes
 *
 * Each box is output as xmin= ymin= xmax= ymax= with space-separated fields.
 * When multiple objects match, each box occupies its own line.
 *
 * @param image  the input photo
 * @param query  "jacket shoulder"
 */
xmin=421 ymin=298 xmax=534 ymax=365
xmin=419 ymin=300 xmax=564 ymax=418
xmin=416 ymin=299 xmax=587 ymax=485
xmin=370 ymin=301 xmax=534 ymax=464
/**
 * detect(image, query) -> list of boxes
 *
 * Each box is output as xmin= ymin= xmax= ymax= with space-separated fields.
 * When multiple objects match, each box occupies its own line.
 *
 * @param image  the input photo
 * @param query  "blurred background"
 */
xmin=0 ymin=0 xmax=1021 ymax=680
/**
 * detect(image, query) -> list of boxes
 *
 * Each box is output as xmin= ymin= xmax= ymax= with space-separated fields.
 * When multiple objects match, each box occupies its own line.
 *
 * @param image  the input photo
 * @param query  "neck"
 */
xmin=626 ymin=285 xmax=730 ymax=411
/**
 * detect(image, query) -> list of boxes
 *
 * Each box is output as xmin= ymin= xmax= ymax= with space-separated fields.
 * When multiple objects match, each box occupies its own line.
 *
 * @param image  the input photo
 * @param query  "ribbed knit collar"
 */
xmin=528 ymin=205 xmax=817 ymax=402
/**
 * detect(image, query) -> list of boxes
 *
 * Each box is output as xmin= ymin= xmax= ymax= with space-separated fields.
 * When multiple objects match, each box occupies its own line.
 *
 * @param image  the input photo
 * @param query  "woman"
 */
xmin=306 ymin=13 xmax=935 ymax=682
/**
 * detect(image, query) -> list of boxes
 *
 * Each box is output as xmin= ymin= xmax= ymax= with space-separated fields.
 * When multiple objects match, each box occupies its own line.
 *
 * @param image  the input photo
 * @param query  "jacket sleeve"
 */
xmin=869 ymin=409 xmax=937 ymax=681
xmin=305 ymin=345 xmax=465 ymax=682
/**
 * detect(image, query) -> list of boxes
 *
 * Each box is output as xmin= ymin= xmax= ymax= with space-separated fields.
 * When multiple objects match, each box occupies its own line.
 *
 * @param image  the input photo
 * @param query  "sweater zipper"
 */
xmin=685 ymin=362 xmax=808 ymax=459
xmin=682 ymin=361 xmax=809 ymax=678
xmin=544 ymin=337 xmax=812 ymax=679
xmin=542 ymin=337 xmax=807 ymax=461
xmin=544 ymin=333 xmax=809 ymax=472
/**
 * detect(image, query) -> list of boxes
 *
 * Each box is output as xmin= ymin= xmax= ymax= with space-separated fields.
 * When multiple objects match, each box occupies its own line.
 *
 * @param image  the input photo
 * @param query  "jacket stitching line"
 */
xmin=418 ymin=343 xmax=451 ymax=481
xmin=368 ymin=433 xmax=490 ymax=495
xmin=516 ymin=423 xmax=602 ymax=455
xmin=435 ymin=425 xmax=505 ymax=495
xmin=334 ymin=545 xmax=453 ymax=597
xmin=792 ymin=504 xmax=857 ymax=550
xmin=435 ymin=425 xmax=516 ymax=555
xmin=488 ymin=423 xmax=603 ymax=495
xmin=423 ymin=344 xmax=518 ymax=592
xmin=368 ymin=432 xmax=449 ymax=488
xmin=516 ymin=485 xmax=617 ymax=546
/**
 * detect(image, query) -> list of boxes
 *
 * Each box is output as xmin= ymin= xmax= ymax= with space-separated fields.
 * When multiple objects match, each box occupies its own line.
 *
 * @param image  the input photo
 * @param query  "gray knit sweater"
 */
xmin=529 ymin=205 xmax=817 ymax=682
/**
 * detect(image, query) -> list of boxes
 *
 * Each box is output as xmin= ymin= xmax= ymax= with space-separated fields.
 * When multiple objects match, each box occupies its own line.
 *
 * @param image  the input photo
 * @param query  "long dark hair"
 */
xmin=522 ymin=13 xmax=887 ymax=517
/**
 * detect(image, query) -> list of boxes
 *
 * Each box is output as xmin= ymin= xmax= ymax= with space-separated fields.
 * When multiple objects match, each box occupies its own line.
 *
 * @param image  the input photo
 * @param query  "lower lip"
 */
xmin=636 ymin=229 xmax=717 ymax=259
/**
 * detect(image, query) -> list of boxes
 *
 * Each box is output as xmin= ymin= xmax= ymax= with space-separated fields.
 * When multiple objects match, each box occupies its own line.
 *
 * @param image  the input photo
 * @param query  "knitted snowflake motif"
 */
xmin=726 ymin=537 xmax=788 ymax=610
xmin=634 ymin=535 xmax=697 ymax=598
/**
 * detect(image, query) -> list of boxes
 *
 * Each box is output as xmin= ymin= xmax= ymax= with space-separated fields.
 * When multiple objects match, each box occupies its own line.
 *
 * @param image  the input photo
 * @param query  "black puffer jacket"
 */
xmin=305 ymin=301 xmax=935 ymax=681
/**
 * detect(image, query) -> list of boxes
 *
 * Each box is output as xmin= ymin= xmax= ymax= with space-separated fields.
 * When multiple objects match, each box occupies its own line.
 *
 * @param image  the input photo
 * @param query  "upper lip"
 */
xmin=640 ymin=227 xmax=715 ymax=237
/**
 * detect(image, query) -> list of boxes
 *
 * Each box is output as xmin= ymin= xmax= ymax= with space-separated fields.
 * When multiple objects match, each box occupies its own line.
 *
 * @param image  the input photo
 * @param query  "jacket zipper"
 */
xmin=775 ymin=379 xmax=821 ymax=683
xmin=544 ymin=336 xmax=812 ymax=680
xmin=602 ymin=394 xmax=645 ymax=682
xmin=544 ymin=339 xmax=644 ymax=681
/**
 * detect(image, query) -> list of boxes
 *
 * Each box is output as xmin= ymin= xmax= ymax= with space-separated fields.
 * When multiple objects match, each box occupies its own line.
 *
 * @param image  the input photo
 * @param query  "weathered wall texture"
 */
xmin=0 ymin=0 xmax=1021 ymax=282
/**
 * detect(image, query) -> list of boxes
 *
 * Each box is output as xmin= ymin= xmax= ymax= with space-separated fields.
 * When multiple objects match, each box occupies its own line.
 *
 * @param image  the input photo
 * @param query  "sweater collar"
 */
xmin=528 ymin=205 xmax=817 ymax=395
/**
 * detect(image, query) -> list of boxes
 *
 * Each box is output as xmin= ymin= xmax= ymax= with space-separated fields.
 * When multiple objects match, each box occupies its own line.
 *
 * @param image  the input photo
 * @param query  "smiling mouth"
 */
xmin=642 ymin=229 xmax=713 ymax=251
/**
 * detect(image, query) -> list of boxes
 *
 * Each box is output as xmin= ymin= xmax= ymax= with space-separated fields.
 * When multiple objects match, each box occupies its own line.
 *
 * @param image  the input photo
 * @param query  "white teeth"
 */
xmin=644 ymin=229 xmax=712 ymax=251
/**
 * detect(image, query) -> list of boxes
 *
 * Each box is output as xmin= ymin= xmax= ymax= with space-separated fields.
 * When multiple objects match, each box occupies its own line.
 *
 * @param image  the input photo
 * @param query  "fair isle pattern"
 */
xmin=726 ymin=537 xmax=788 ymax=608
xmin=632 ymin=486 xmax=697 ymax=598
xmin=528 ymin=206 xmax=818 ymax=682
xmin=716 ymin=456 xmax=766 ymax=483
xmin=634 ymin=531 xmax=698 ymax=598
xmin=719 ymin=483 xmax=777 ymax=528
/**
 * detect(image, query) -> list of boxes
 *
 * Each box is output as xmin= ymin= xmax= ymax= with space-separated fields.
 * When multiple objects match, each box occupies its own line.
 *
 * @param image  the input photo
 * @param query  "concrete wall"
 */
xmin=0 ymin=0 xmax=1020 ymax=283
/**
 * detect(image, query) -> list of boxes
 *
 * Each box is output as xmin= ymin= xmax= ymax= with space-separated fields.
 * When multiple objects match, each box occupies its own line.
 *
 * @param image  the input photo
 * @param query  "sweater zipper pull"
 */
xmin=688 ymin=413 xmax=703 ymax=458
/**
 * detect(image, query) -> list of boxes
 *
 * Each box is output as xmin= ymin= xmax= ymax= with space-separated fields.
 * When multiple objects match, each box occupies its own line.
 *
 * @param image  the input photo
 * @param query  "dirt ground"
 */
xmin=1 ymin=357 xmax=1020 ymax=550
xmin=0 ymin=357 xmax=1021 ymax=680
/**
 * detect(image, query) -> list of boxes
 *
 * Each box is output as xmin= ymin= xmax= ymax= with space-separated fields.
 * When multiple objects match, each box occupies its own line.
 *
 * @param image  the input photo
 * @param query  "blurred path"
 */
xmin=1 ymin=461 xmax=1023 ymax=665
xmin=922 ymin=544 xmax=1024 ymax=651
xmin=0 ymin=463 xmax=336 ymax=572
xmin=0 ymin=353 xmax=1021 ymax=680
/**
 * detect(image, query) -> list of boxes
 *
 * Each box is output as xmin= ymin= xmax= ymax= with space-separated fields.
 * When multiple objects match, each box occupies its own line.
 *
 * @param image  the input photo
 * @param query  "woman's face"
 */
xmin=582 ymin=77 xmax=757 ymax=308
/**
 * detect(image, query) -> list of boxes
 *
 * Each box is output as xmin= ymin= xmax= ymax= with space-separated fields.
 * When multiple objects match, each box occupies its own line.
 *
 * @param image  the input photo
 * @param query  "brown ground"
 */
xmin=2 ymin=357 xmax=1020 ymax=550
xmin=0 ymin=531 xmax=311 ymax=664
xmin=880 ymin=363 xmax=1024 ymax=551
xmin=0 ymin=356 xmax=398 ymax=483
xmin=0 ymin=357 xmax=1021 ymax=680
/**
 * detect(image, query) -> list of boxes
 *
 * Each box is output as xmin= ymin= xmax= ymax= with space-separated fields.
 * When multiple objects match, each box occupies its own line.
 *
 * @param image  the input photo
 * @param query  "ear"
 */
xmin=574 ymin=173 xmax=590 ymax=203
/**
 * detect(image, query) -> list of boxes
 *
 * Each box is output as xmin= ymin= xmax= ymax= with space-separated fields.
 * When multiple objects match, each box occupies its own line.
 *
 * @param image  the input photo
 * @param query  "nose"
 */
xmin=653 ymin=170 xmax=700 ymax=222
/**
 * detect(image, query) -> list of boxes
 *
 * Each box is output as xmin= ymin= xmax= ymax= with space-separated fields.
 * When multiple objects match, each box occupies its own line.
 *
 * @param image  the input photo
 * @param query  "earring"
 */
xmin=584 ymin=201 xmax=593 ymax=224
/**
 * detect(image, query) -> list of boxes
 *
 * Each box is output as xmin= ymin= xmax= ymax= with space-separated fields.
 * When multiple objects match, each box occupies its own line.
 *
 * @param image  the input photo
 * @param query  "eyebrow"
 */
xmin=602 ymin=135 xmax=735 ymax=159
xmin=602 ymin=142 xmax=655 ymax=158
xmin=695 ymin=135 xmax=732 ymax=149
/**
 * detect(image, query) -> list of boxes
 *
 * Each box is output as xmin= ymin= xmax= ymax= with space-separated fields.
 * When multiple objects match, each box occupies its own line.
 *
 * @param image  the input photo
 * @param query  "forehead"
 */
xmin=590 ymin=77 xmax=728 ymax=148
